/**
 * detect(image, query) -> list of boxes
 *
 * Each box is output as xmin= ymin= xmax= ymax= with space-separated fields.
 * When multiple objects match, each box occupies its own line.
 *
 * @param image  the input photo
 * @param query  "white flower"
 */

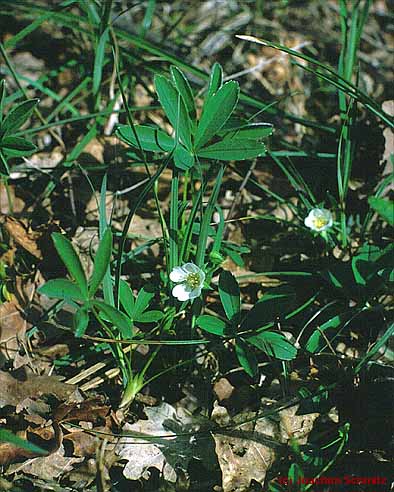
xmin=169 ymin=262 xmax=205 ymax=301
xmin=304 ymin=208 xmax=333 ymax=232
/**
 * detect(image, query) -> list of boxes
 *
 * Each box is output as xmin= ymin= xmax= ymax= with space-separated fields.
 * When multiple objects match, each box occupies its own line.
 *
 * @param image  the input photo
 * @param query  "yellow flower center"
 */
xmin=313 ymin=217 xmax=328 ymax=229
xmin=186 ymin=272 xmax=201 ymax=289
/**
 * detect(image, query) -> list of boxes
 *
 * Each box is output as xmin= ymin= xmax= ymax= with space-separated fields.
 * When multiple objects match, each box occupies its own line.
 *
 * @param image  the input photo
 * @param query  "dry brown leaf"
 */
xmin=0 ymin=431 xmax=36 ymax=466
xmin=54 ymin=396 xmax=110 ymax=423
xmin=211 ymin=403 xmax=278 ymax=492
xmin=0 ymin=368 xmax=77 ymax=409
xmin=380 ymin=100 xmax=394 ymax=194
xmin=0 ymin=216 xmax=42 ymax=259
xmin=211 ymin=400 xmax=320 ymax=492
xmin=63 ymin=430 xmax=98 ymax=457
xmin=279 ymin=404 xmax=320 ymax=444
xmin=213 ymin=378 xmax=235 ymax=402
xmin=6 ymin=444 xmax=83 ymax=481
xmin=0 ymin=183 xmax=25 ymax=214
xmin=116 ymin=402 xmax=216 ymax=483
xmin=0 ymin=300 xmax=27 ymax=368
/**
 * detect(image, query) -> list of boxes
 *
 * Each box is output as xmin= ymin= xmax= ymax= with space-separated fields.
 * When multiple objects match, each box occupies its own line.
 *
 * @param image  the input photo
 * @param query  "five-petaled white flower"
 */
xmin=170 ymin=262 xmax=205 ymax=301
xmin=304 ymin=208 xmax=333 ymax=232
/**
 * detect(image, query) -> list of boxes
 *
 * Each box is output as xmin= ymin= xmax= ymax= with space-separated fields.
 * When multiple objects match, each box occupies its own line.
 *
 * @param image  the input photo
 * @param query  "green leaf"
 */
xmin=38 ymin=278 xmax=85 ymax=301
xmin=196 ymin=315 xmax=226 ymax=336
xmin=0 ymin=150 xmax=10 ymax=175
xmin=93 ymin=300 xmax=132 ymax=338
xmin=248 ymin=331 xmax=297 ymax=360
xmin=134 ymin=310 xmax=164 ymax=323
xmin=207 ymin=62 xmax=223 ymax=100
xmin=74 ymin=306 xmax=89 ymax=337
xmin=119 ymin=279 xmax=135 ymax=318
xmin=268 ymin=482 xmax=286 ymax=492
xmin=93 ymin=26 xmax=109 ymax=95
xmin=51 ymin=232 xmax=88 ymax=297
xmin=368 ymin=196 xmax=394 ymax=226
xmin=116 ymin=124 xmax=175 ymax=152
xmin=235 ymin=338 xmax=258 ymax=377
xmin=0 ymin=429 xmax=46 ymax=456
xmin=241 ymin=286 xmax=296 ymax=332
xmin=63 ymin=123 xmax=97 ymax=167
xmin=351 ymin=244 xmax=381 ymax=287
xmin=197 ymin=138 xmax=266 ymax=161
xmin=132 ymin=284 xmax=155 ymax=319
xmin=0 ymin=136 xmax=37 ymax=157
xmin=170 ymin=65 xmax=196 ymax=119
xmin=173 ymin=144 xmax=194 ymax=170
xmin=305 ymin=314 xmax=343 ymax=353
xmin=89 ymin=227 xmax=112 ymax=296
xmin=154 ymin=74 xmax=192 ymax=149
xmin=288 ymin=463 xmax=304 ymax=490
xmin=219 ymin=270 xmax=241 ymax=323
xmin=1 ymin=98 xmax=39 ymax=135
xmin=0 ymin=79 xmax=6 ymax=123
xmin=221 ymin=122 xmax=274 ymax=140
xmin=195 ymin=80 xmax=239 ymax=150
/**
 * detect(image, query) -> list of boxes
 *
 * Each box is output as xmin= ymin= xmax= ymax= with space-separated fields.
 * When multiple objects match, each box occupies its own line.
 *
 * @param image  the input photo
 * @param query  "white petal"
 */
xmin=304 ymin=214 xmax=314 ymax=229
xmin=172 ymin=283 xmax=192 ymax=301
xmin=188 ymin=287 xmax=202 ymax=299
xmin=170 ymin=267 xmax=187 ymax=282
xmin=182 ymin=262 xmax=200 ymax=274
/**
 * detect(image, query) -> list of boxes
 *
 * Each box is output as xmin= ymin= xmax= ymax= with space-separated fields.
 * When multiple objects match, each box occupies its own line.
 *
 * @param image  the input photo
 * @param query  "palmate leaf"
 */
xmin=221 ymin=122 xmax=274 ymax=140
xmin=93 ymin=300 xmax=133 ymax=338
xmin=38 ymin=278 xmax=85 ymax=301
xmin=154 ymin=74 xmax=192 ymax=150
xmin=218 ymin=270 xmax=241 ymax=324
xmin=133 ymin=284 xmax=155 ymax=319
xmin=51 ymin=232 xmax=88 ymax=297
xmin=195 ymin=80 xmax=239 ymax=150
xmin=135 ymin=310 xmax=163 ymax=323
xmin=247 ymin=331 xmax=297 ymax=360
xmin=196 ymin=315 xmax=227 ymax=336
xmin=0 ymin=135 xmax=37 ymax=157
xmin=173 ymin=144 xmax=194 ymax=170
xmin=170 ymin=66 xmax=196 ymax=119
xmin=74 ymin=306 xmax=89 ymax=337
xmin=1 ymin=98 xmax=39 ymax=136
xmin=116 ymin=124 xmax=175 ymax=152
xmin=89 ymin=227 xmax=113 ymax=296
xmin=235 ymin=337 xmax=258 ymax=378
xmin=206 ymin=62 xmax=223 ymax=101
xmin=197 ymin=138 xmax=266 ymax=161
xmin=241 ymin=286 xmax=296 ymax=332
xmin=119 ymin=279 xmax=135 ymax=318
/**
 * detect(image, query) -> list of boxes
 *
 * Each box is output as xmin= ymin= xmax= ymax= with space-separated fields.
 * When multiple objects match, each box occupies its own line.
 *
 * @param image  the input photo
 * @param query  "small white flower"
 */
xmin=304 ymin=208 xmax=333 ymax=232
xmin=169 ymin=262 xmax=205 ymax=301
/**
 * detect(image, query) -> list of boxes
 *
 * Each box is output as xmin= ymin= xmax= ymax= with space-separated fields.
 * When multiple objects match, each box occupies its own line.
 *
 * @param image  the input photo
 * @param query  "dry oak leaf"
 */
xmin=116 ymin=402 xmax=216 ymax=483
xmin=211 ymin=401 xmax=320 ymax=492
xmin=0 ymin=430 xmax=41 ymax=466
xmin=0 ymin=369 xmax=77 ymax=410
xmin=6 ymin=444 xmax=83 ymax=481
xmin=54 ymin=396 xmax=110 ymax=424
xmin=211 ymin=402 xmax=278 ymax=492
xmin=0 ymin=215 xmax=42 ymax=259
xmin=0 ymin=300 xmax=27 ymax=368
